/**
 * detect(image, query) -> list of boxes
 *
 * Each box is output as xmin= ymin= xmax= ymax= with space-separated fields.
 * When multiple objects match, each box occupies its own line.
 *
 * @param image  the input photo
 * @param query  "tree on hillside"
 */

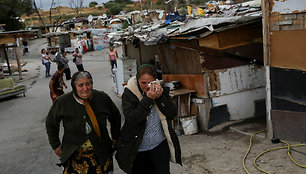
xmin=70 ymin=0 xmax=84 ymax=16
xmin=49 ymin=0 xmax=56 ymax=25
xmin=104 ymin=2 xmax=124 ymax=15
xmin=33 ymin=0 xmax=46 ymax=29
xmin=114 ymin=0 xmax=133 ymax=4
xmin=49 ymin=2 xmax=64 ymax=32
xmin=89 ymin=1 xmax=98 ymax=7
xmin=0 ymin=0 xmax=34 ymax=31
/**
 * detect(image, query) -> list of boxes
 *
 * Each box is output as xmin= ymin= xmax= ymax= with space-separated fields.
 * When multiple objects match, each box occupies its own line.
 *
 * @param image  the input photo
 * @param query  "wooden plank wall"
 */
xmin=269 ymin=1 xmax=306 ymax=141
xmin=272 ymin=110 xmax=306 ymax=142
xmin=198 ymin=22 xmax=262 ymax=50
xmin=270 ymin=30 xmax=306 ymax=71
xmin=269 ymin=5 xmax=306 ymax=71
xmin=163 ymin=74 xmax=207 ymax=98
xmin=159 ymin=42 xmax=202 ymax=74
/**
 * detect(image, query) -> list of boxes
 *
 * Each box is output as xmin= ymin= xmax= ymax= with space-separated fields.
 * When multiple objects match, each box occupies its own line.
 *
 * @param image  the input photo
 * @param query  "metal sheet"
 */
xmin=271 ymin=109 xmax=306 ymax=142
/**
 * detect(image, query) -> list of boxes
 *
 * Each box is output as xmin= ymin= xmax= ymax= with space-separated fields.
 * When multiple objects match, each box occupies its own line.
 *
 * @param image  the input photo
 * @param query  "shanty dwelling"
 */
xmin=68 ymin=30 xmax=92 ymax=52
xmin=262 ymin=0 xmax=306 ymax=142
xmin=43 ymin=32 xmax=71 ymax=53
xmin=160 ymin=22 xmax=265 ymax=131
xmin=122 ymin=38 xmax=159 ymax=67
xmin=119 ymin=14 xmax=266 ymax=132
xmin=90 ymin=29 xmax=112 ymax=50
xmin=0 ymin=30 xmax=38 ymax=79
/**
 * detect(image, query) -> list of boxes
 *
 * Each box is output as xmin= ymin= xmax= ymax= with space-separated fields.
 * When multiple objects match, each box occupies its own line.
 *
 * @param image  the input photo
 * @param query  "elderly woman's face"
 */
xmin=75 ymin=77 xmax=92 ymax=99
xmin=138 ymin=74 xmax=155 ymax=93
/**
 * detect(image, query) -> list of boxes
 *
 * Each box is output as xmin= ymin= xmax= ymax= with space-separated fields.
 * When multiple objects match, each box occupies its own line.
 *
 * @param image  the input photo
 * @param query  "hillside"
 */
xmin=21 ymin=6 xmax=107 ymax=27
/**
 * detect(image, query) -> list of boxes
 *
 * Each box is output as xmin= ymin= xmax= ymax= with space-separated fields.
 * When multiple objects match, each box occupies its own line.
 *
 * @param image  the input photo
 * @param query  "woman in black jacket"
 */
xmin=116 ymin=64 xmax=181 ymax=174
xmin=46 ymin=71 xmax=121 ymax=174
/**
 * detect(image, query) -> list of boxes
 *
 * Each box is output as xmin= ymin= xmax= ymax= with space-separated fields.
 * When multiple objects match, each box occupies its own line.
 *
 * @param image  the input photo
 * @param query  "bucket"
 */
xmin=180 ymin=115 xmax=198 ymax=135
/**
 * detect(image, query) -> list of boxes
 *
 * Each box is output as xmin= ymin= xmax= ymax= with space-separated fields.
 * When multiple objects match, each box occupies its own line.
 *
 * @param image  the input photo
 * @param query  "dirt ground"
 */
xmin=0 ymin=38 xmax=305 ymax=174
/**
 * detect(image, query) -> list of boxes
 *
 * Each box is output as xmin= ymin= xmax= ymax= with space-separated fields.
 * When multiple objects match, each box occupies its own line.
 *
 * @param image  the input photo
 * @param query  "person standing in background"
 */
xmin=49 ymin=63 xmax=67 ymax=102
xmin=73 ymin=48 xmax=84 ymax=71
xmin=55 ymin=50 xmax=71 ymax=80
xmin=22 ymin=39 xmax=29 ymax=55
xmin=87 ymin=37 xmax=93 ymax=51
xmin=108 ymin=46 xmax=118 ymax=72
xmin=41 ymin=49 xmax=51 ymax=78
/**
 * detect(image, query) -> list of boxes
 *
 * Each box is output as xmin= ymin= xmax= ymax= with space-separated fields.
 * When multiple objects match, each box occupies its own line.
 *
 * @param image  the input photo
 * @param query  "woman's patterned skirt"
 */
xmin=63 ymin=142 xmax=113 ymax=174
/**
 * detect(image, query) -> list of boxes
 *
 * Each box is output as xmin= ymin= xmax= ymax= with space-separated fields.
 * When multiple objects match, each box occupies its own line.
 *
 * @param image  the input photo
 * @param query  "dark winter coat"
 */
xmin=115 ymin=76 xmax=182 ymax=174
xmin=45 ymin=90 xmax=121 ymax=167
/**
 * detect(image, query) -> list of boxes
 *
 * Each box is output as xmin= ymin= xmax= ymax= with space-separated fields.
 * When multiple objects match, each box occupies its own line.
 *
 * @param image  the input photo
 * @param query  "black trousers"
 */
xmin=111 ymin=60 xmax=117 ymax=70
xmin=76 ymin=64 xmax=84 ymax=71
xmin=64 ymin=68 xmax=71 ymax=80
xmin=132 ymin=139 xmax=170 ymax=174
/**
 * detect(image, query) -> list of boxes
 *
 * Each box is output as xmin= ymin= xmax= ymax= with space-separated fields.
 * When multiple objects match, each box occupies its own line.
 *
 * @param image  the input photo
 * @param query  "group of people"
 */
xmin=45 ymin=64 xmax=182 ymax=174
xmin=41 ymin=48 xmax=84 ymax=78
xmin=42 ymin=47 xmax=84 ymax=103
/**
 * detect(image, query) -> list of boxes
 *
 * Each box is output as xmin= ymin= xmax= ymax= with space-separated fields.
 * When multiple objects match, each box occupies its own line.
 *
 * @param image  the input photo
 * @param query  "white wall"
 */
xmin=211 ymin=87 xmax=265 ymax=120
xmin=209 ymin=65 xmax=265 ymax=97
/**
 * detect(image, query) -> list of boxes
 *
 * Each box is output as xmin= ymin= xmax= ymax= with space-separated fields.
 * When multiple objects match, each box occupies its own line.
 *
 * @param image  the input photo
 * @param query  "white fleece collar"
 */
xmin=126 ymin=76 xmax=143 ymax=101
xmin=126 ymin=76 xmax=161 ymax=101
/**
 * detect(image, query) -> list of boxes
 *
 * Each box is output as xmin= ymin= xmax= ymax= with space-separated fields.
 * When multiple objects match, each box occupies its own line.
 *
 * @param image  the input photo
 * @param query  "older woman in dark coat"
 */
xmin=46 ymin=71 xmax=121 ymax=174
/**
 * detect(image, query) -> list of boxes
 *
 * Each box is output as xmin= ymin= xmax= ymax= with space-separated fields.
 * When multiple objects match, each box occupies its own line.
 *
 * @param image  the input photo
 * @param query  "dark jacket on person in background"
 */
xmin=115 ymin=76 xmax=182 ymax=174
xmin=45 ymin=90 xmax=121 ymax=167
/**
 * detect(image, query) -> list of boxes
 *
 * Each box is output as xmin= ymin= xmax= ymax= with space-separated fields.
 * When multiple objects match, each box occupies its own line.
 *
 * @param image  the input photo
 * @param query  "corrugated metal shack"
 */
xmin=117 ymin=1 xmax=266 ymax=131
xmin=262 ymin=0 xmax=306 ymax=142
xmin=43 ymin=32 xmax=71 ymax=49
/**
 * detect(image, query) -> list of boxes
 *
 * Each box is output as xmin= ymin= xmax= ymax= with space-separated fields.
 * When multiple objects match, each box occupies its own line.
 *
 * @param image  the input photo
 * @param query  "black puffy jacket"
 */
xmin=115 ymin=77 xmax=182 ymax=174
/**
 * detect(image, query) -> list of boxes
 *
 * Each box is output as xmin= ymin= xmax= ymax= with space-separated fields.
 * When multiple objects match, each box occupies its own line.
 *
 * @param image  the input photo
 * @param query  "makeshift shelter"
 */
xmin=161 ymin=16 xmax=264 ymax=131
xmin=262 ymin=0 xmax=306 ymax=142
xmin=0 ymin=30 xmax=38 ymax=79
xmin=117 ymin=0 xmax=265 ymax=131
xmin=90 ymin=29 xmax=112 ymax=50
xmin=68 ymin=30 xmax=92 ymax=52
xmin=43 ymin=32 xmax=71 ymax=51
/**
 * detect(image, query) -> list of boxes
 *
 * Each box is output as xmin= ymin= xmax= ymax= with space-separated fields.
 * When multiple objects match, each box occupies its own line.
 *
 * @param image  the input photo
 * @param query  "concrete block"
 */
xmin=277 ymin=20 xmax=293 ymax=25
xmin=297 ymin=13 xmax=306 ymax=19
xmin=270 ymin=25 xmax=280 ymax=31
xmin=284 ymin=14 xmax=297 ymax=20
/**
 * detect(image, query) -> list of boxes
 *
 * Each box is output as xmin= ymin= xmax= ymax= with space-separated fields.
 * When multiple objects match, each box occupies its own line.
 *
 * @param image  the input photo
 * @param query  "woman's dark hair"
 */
xmin=137 ymin=64 xmax=156 ymax=79
xmin=41 ymin=49 xmax=45 ymax=54
xmin=57 ymin=63 xmax=65 ymax=71
xmin=71 ymin=71 xmax=93 ymax=100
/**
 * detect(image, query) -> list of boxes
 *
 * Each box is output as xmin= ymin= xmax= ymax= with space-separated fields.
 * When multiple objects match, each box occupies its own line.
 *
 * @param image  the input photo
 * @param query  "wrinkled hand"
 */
xmin=146 ymin=83 xmax=163 ymax=100
xmin=54 ymin=146 xmax=61 ymax=157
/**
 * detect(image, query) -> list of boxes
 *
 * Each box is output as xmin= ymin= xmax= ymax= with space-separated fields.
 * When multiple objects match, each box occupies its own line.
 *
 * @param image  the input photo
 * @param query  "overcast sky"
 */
xmin=36 ymin=0 xmax=108 ymax=9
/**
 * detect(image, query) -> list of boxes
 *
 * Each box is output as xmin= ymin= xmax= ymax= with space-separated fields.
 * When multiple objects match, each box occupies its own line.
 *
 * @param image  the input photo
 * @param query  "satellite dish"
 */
xmin=159 ymin=11 xmax=164 ymax=19
xmin=88 ymin=15 xmax=93 ymax=22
